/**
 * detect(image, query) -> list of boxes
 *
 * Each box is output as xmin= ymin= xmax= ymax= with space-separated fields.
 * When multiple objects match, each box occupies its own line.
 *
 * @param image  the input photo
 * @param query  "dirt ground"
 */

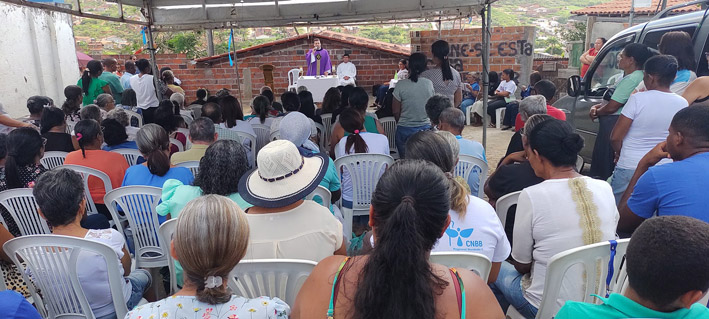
xmin=460 ymin=124 xmax=515 ymax=174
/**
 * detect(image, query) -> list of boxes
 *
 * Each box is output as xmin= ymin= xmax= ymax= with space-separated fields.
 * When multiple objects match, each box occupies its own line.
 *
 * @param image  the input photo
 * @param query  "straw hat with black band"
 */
xmin=238 ymin=140 xmax=328 ymax=208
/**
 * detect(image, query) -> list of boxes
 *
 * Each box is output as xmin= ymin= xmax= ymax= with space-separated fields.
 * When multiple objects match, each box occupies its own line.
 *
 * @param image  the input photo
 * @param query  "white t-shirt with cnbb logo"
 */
xmin=432 ymin=195 xmax=511 ymax=263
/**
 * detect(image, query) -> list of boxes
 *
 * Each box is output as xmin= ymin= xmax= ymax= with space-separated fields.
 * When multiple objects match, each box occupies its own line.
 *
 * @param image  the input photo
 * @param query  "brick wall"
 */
xmin=105 ymin=38 xmax=408 ymax=104
xmin=195 ymin=37 xmax=409 ymax=101
xmin=410 ymin=27 xmax=536 ymax=91
xmin=101 ymin=53 xmax=206 ymax=102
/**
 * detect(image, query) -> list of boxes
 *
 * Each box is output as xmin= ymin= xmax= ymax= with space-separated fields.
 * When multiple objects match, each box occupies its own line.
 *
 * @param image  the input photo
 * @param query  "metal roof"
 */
xmin=115 ymin=0 xmax=495 ymax=30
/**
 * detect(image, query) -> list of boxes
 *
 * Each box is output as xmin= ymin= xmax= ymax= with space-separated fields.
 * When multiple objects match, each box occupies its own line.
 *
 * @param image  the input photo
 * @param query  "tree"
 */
xmin=557 ymin=21 xmax=586 ymax=43
xmin=542 ymin=37 xmax=564 ymax=56
xmin=164 ymin=31 xmax=203 ymax=58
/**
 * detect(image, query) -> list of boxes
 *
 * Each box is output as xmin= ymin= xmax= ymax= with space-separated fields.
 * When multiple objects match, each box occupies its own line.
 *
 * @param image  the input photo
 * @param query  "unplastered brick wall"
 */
xmin=195 ymin=37 xmax=410 ymax=100
xmin=101 ymin=53 xmax=208 ymax=103
xmin=410 ymin=26 xmax=535 ymax=90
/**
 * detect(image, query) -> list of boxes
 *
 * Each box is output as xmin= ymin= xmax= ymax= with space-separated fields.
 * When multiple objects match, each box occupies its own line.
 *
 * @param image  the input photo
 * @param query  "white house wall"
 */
xmin=0 ymin=2 xmax=79 ymax=117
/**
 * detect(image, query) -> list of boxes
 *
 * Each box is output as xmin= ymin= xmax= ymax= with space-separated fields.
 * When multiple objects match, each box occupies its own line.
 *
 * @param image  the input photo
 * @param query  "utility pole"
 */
xmin=206 ymin=29 xmax=215 ymax=56
xmin=629 ymin=0 xmax=635 ymax=26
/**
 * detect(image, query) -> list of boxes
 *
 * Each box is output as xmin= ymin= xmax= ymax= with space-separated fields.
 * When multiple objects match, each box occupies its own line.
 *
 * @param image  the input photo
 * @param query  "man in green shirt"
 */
xmin=556 ymin=215 xmax=709 ymax=319
xmin=98 ymin=58 xmax=124 ymax=105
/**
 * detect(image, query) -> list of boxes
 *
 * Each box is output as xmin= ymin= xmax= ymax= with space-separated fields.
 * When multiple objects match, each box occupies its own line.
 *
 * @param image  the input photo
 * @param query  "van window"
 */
xmin=642 ymin=26 xmax=696 ymax=50
xmin=587 ymin=35 xmax=635 ymax=96
xmin=699 ymin=35 xmax=709 ymax=76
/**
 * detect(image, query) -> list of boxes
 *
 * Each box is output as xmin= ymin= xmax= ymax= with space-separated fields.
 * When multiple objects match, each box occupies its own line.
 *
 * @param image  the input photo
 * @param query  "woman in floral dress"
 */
xmin=125 ymin=195 xmax=289 ymax=319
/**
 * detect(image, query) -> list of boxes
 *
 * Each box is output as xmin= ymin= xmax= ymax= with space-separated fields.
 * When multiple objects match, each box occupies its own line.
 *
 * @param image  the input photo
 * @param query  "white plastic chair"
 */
xmin=252 ymin=124 xmax=272 ymax=160
xmin=0 ymin=188 xmax=49 ymax=236
xmin=378 ymin=117 xmax=398 ymax=158
xmin=495 ymin=107 xmax=505 ymax=129
xmin=532 ymin=239 xmax=631 ymax=319
xmin=56 ymin=164 xmax=113 ymax=216
xmin=181 ymin=114 xmax=193 ymax=126
xmin=576 ymin=155 xmax=584 ymax=172
xmin=175 ymin=160 xmax=199 ymax=177
xmin=270 ymin=130 xmax=280 ymax=141
xmin=125 ymin=109 xmax=143 ymax=127
xmin=170 ymin=138 xmax=184 ymax=152
xmin=111 ymin=148 xmax=144 ymax=166
xmin=313 ymin=122 xmax=326 ymax=153
xmin=158 ymin=219 xmax=179 ymax=295
xmin=455 ymin=154 xmax=488 ymax=199
xmin=287 ymin=68 xmax=301 ymax=92
xmin=228 ymin=259 xmax=317 ymax=307
xmin=430 ymin=252 xmax=492 ymax=283
xmin=335 ymin=153 xmax=394 ymax=240
xmin=495 ymin=191 xmax=521 ymax=229
xmin=40 ymin=151 xmax=68 ymax=170
xmin=230 ymin=131 xmax=257 ymax=168
xmin=305 ymin=185 xmax=331 ymax=209
xmin=320 ymin=114 xmax=333 ymax=155
xmin=104 ymin=186 xmax=166 ymax=269
xmin=3 ymin=234 xmax=130 ymax=319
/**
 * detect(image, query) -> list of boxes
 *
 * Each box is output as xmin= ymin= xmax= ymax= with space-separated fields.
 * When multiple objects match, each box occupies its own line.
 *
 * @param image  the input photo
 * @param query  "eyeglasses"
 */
xmin=520 ymin=128 xmax=526 ymax=136
xmin=42 ymin=137 xmax=47 ymax=146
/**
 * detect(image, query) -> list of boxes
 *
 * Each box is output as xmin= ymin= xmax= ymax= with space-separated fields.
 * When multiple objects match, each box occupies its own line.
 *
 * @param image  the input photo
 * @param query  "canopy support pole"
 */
xmin=145 ymin=0 xmax=162 ymax=101
xmin=481 ymin=1 xmax=491 ymax=149
xmin=231 ymin=27 xmax=244 ymax=107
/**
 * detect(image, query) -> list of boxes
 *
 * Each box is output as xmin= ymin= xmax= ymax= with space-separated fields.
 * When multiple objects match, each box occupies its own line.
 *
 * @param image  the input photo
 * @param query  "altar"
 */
xmin=296 ymin=76 xmax=339 ymax=102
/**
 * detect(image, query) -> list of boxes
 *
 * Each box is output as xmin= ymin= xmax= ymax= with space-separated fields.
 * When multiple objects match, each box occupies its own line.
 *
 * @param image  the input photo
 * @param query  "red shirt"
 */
xmin=514 ymin=105 xmax=567 ymax=131
xmin=580 ymin=48 xmax=598 ymax=78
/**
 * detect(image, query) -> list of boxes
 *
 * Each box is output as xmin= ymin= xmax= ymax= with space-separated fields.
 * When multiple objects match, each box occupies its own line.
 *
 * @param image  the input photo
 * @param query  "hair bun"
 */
xmin=561 ymin=133 xmax=584 ymax=154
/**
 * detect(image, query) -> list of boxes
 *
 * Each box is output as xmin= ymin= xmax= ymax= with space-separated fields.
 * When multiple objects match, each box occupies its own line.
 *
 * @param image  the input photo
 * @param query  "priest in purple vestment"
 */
xmin=305 ymin=38 xmax=332 ymax=76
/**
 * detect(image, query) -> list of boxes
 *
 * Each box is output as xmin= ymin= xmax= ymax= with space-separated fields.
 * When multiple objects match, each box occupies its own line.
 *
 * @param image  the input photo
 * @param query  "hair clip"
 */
xmin=76 ymin=133 xmax=83 ymax=141
xmin=354 ymin=130 xmax=360 ymax=134
xmin=204 ymin=275 xmax=223 ymax=289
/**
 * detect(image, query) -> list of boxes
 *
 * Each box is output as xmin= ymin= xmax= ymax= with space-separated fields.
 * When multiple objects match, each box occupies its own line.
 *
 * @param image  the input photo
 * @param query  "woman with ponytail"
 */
xmin=62 ymin=85 xmax=83 ymax=121
xmin=422 ymin=40 xmax=463 ymax=107
xmin=65 ymin=119 xmax=129 ymax=220
xmin=406 ymin=131 xmax=510 ymax=284
xmin=392 ymin=52 xmax=435 ymax=158
xmin=609 ymin=54 xmax=688 ymax=203
xmin=122 ymin=124 xmax=193 ymax=223
xmin=293 ymin=160 xmax=504 ymax=319
xmin=77 ymin=60 xmax=111 ymax=106
xmin=490 ymin=118 xmax=618 ymax=318
xmin=245 ymin=95 xmax=275 ymax=127
xmin=127 ymin=195 xmax=289 ymax=318
xmin=0 ymin=128 xmax=46 ymax=236
xmin=334 ymin=108 xmax=389 ymax=210
xmin=41 ymin=106 xmax=78 ymax=152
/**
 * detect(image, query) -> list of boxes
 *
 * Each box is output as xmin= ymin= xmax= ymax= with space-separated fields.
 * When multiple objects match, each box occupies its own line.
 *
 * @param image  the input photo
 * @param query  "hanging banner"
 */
xmin=228 ymin=29 xmax=234 ymax=66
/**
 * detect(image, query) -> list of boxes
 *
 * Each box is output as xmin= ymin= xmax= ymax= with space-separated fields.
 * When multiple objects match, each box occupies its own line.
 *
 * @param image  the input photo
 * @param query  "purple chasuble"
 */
xmin=305 ymin=48 xmax=332 ymax=76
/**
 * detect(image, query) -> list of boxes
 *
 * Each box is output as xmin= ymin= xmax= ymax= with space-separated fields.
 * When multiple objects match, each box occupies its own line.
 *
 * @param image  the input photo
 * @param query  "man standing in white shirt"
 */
xmin=336 ymin=54 xmax=356 ymax=86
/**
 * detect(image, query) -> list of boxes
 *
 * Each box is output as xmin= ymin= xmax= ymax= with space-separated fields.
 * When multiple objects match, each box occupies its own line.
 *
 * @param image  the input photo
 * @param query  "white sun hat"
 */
xmin=238 ymin=139 xmax=328 ymax=208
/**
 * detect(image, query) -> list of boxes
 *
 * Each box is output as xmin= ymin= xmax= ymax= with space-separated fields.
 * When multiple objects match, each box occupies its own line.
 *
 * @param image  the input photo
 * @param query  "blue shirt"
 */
xmin=628 ymin=152 xmax=709 ymax=222
xmin=121 ymin=72 xmax=134 ymax=90
xmin=457 ymin=135 xmax=487 ymax=196
xmin=122 ymin=165 xmax=194 ymax=223
xmin=0 ymin=290 xmax=42 ymax=319
xmin=103 ymin=140 xmax=139 ymax=151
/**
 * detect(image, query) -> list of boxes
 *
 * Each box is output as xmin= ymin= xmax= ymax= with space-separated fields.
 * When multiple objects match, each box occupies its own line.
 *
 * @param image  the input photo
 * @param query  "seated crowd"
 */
xmin=1 ymin=45 xmax=709 ymax=319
